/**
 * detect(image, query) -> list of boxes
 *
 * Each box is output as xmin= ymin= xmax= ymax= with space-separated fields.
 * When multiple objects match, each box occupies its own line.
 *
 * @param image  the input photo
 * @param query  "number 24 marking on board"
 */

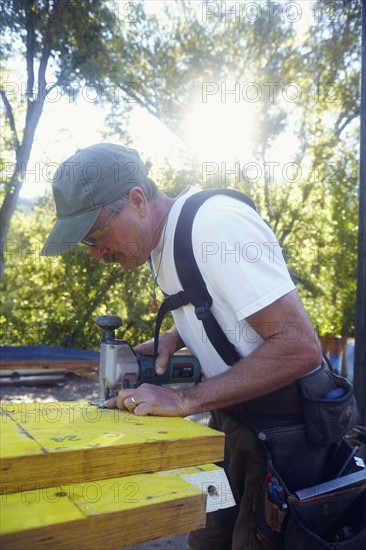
xmin=50 ymin=435 xmax=81 ymax=443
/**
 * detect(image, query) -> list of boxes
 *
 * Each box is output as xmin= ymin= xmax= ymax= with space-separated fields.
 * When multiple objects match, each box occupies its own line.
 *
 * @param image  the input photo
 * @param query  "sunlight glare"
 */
xmin=21 ymin=98 xmax=106 ymax=198
xmin=182 ymin=91 xmax=257 ymax=166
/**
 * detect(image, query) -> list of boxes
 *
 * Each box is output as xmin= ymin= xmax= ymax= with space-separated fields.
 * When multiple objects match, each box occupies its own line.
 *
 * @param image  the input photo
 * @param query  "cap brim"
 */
xmin=41 ymin=208 xmax=101 ymax=256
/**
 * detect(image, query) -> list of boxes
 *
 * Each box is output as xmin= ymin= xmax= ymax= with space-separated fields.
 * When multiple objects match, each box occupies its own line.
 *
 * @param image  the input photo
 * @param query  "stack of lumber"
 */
xmin=0 ymin=346 xmax=99 ymax=379
xmin=0 ymin=401 xmax=229 ymax=549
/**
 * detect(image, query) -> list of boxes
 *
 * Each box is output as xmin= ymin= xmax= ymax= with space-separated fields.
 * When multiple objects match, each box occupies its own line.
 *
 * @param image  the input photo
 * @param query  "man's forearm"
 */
xmin=179 ymin=290 xmax=323 ymax=417
xmin=165 ymin=325 xmax=185 ymax=352
xmin=107 ymin=292 xmax=323 ymax=417
xmin=179 ymin=336 xmax=322 ymax=416
xmin=104 ymin=335 xmax=322 ymax=418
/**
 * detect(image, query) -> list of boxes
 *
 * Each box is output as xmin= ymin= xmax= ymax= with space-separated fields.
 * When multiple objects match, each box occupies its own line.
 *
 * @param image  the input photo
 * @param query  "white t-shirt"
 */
xmin=150 ymin=187 xmax=295 ymax=378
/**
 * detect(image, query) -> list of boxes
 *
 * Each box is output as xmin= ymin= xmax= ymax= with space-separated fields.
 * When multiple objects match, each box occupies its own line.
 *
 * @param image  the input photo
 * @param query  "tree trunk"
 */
xmin=0 ymin=176 xmax=23 ymax=279
xmin=0 ymin=0 xmax=66 ymax=278
xmin=0 ymin=97 xmax=46 ymax=278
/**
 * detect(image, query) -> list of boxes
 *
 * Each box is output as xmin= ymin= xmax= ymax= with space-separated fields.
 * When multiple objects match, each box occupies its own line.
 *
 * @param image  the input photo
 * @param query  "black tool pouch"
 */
xmin=285 ymin=436 xmax=366 ymax=549
xmin=297 ymin=368 xmax=358 ymax=447
xmin=256 ymin=437 xmax=366 ymax=549
xmin=257 ymin=424 xmax=330 ymax=492
xmin=285 ymin=485 xmax=366 ymax=549
xmin=255 ymin=422 xmax=330 ymax=548
xmin=252 ymin=360 xmax=365 ymax=549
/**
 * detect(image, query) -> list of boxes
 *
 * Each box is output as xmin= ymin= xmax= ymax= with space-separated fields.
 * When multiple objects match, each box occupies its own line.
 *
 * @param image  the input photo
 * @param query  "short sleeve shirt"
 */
xmin=150 ymin=187 xmax=295 ymax=378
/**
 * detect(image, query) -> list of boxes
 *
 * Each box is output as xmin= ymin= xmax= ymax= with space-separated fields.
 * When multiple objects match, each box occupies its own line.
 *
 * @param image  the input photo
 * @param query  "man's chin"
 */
xmin=118 ymin=257 xmax=144 ymax=269
xmin=101 ymin=253 xmax=144 ymax=269
xmin=119 ymin=261 xmax=139 ymax=270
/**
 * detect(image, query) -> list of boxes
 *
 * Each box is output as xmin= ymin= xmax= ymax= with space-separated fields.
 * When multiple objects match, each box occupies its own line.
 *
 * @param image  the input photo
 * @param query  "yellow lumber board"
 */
xmin=0 ymin=465 xmax=219 ymax=549
xmin=1 ymin=402 xmax=224 ymax=493
xmin=0 ymin=409 xmax=42 ymax=458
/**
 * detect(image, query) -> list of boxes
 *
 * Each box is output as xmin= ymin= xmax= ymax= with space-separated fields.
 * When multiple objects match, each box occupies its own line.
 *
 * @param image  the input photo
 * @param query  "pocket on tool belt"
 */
xmin=298 ymin=370 xmax=358 ymax=446
xmin=257 ymin=424 xmax=329 ymax=493
xmin=257 ymin=439 xmax=366 ymax=550
xmin=256 ymin=462 xmax=290 ymax=549
xmin=284 ymin=481 xmax=366 ymax=549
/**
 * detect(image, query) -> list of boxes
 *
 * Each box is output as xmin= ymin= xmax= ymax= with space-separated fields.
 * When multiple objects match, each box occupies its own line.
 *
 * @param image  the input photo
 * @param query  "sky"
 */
xmin=17 ymin=0 xmax=315 ymax=199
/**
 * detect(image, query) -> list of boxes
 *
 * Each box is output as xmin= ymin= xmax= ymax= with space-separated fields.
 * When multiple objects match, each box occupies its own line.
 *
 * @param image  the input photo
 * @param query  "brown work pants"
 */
xmin=187 ymin=409 xmax=269 ymax=550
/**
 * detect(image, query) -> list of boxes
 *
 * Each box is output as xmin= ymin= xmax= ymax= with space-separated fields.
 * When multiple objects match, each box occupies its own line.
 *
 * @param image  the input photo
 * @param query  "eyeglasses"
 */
xmin=81 ymin=208 xmax=119 ymax=246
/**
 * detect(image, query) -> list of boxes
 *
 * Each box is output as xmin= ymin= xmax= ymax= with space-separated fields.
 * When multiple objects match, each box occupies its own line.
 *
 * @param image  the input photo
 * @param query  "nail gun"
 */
xmin=91 ymin=315 xmax=201 ymax=406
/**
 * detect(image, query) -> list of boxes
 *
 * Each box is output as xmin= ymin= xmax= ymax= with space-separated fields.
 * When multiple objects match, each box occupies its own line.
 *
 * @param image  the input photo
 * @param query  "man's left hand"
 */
xmin=103 ymin=383 xmax=187 ymax=417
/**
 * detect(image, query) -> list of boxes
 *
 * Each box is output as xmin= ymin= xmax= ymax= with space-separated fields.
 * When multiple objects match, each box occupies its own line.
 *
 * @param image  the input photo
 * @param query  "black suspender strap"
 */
xmin=153 ymin=291 xmax=189 ymax=357
xmin=154 ymin=189 xmax=257 ymax=365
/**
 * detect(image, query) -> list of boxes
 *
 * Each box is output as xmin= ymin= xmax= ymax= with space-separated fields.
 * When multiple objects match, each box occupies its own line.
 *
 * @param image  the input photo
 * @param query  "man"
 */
xmin=42 ymin=143 xmax=329 ymax=549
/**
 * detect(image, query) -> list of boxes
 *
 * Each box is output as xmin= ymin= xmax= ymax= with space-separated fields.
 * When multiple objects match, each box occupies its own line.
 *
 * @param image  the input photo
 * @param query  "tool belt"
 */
xmin=220 ymin=360 xmax=366 ymax=548
xmin=257 ymin=438 xmax=366 ymax=549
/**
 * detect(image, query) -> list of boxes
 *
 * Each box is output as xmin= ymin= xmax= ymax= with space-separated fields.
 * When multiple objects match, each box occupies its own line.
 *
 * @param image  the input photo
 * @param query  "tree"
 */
xmin=191 ymin=0 xmax=361 ymax=337
xmin=1 ymin=0 xmax=361 ymax=347
xmin=0 ymin=0 xmax=150 ymax=276
xmin=0 ymin=193 xmax=169 ymax=349
xmin=277 ymin=0 xmax=361 ymax=337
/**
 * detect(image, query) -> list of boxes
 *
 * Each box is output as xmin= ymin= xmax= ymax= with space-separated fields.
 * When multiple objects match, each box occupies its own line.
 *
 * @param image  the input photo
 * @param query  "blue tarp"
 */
xmin=0 ymin=345 xmax=99 ymax=361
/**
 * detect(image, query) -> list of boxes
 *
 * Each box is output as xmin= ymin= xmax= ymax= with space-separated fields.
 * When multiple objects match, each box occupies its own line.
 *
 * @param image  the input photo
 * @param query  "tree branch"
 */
xmin=37 ymin=0 xmax=67 ymax=93
xmin=335 ymin=109 xmax=360 ymax=139
xmin=44 ymin=79 xmax=61 ymax=96
xmin=22 ymin=0 xmax=67 ymax=154
xmin=0 ymin=90 xmax=19 ymax=148
xmin=117 ymin=83 xmax=180 ymax=137
xmin=25 ymin=0 xmax=35 ymax=100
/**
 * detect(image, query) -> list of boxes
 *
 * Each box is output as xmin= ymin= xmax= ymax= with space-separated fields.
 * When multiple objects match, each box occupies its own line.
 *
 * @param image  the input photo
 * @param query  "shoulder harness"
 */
xmin=154 ymin=188 xmax=257 ymax=366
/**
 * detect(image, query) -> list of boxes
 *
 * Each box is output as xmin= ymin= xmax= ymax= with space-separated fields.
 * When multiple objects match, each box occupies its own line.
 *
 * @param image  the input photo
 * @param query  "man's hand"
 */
xmin=103 ymin=326 xmax=187 ymax=416
xmin=103 ymin=384 xmax=187 ymax=416
xmin=105 ymin=290 xmax=322 ymax=418
xmin=134 ymin=326 xmax=184 ymax=375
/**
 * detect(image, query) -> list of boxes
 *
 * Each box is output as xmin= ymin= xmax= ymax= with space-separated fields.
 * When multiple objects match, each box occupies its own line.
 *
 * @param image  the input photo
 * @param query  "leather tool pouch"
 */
xmin=285 ymin=436 xmax=366 ymax=549
xmin=298 ymin=367 xmax=358 ymax=447
xmin=254 ymin=365 xmax=365 ymax=549
xmin=256 ymin=437 xmax=366 ymax=549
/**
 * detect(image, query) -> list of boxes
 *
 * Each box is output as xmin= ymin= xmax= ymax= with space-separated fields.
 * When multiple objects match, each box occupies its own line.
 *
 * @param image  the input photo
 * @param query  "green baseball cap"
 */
xmin=41 ymin=143 xmax=148 ymax=256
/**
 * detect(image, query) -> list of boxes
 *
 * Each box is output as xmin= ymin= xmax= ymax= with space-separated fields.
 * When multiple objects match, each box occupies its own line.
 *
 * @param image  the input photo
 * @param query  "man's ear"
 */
xmin=128 ymin=186 xmax=148 ymax=217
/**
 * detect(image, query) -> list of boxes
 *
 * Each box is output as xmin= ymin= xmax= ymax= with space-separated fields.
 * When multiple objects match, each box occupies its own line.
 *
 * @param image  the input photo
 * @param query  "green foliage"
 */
xmin=1 ymin=0 xmax=361 ymax=348
xmin=0 ymin=194 xmax=172 ymax=349
xmin=205 ymin=0 xmax=361 ymax=338
xmin=0 ymin=0 xmax=156 ymax=257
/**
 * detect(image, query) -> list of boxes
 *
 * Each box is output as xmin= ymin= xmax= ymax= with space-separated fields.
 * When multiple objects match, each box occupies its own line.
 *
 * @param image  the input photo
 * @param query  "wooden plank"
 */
xmin=0 ymin=370 xmax=73 ymax=386
xmin=0 ymin=465 xmax=219 ymax=549
xmin=0 ymin=368 xmax=73 ymax=375
xmin=1 ymin=402 xmax=224 ymax=493
xmin=0 ymin=360 xmax=98 ymax=376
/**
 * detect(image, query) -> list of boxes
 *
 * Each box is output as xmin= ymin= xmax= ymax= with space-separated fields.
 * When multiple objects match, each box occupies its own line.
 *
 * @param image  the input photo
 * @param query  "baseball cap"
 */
xmin=41 ymin=143 xmax=148 ymax=256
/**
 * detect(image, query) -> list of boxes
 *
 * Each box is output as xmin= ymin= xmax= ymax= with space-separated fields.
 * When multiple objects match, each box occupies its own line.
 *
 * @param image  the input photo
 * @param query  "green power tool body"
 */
xmin=95 ymin=315 xmax=201 ymax=402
